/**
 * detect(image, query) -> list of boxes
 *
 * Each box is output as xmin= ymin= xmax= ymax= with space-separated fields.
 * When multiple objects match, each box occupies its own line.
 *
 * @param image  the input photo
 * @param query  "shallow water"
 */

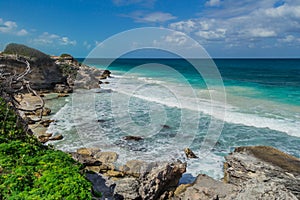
xmin=47 ymin=59 xmax=300 ymax=180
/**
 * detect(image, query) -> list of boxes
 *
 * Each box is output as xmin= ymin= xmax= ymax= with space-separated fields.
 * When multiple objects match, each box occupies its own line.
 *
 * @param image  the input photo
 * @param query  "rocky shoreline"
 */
xmin=1 ymin=44 xmax=299 ymax=199
xmin=70 ymin=146 xmax=300 ymax=200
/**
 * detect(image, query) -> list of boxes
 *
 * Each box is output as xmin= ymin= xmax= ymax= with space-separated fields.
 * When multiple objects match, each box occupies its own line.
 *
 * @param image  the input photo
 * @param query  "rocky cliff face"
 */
xmin=0 ymin=54 xmax=66 ymax=90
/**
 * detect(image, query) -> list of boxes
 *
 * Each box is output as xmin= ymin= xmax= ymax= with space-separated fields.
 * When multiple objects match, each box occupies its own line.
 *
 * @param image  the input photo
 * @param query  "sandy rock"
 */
xmin=76 ymin=147 xmax=101 ymax=156
xmin=94 ymin=151 xmax=118 ymax=164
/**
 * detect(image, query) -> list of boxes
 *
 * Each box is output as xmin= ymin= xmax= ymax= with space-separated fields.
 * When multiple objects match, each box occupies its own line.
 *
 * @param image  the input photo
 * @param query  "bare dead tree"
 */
xmin=0 ymin=55 xmax=45 ymax=122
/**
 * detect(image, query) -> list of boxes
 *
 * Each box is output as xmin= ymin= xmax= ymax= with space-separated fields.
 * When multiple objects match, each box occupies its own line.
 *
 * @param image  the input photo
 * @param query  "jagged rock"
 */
xmin=138 ymin=161 xmax=187 ymax=200
xmin=224 ymin=146 xmax=300 ymax=199
xmin=184 ymin=148 xmax=198 ymax=158
xmin=94 ymin=151 xmax=118 ymax=164
xmin=49 ymin=134 xmax=63 ymax=141
xmin=70 ymin=152 xmax=102 ymax=166
xmin=114 ymin=177 xmax=140 ymax=200
xmin=123 ymin=135 xmax=144 ymax=141
xmin=85 ymin=173 xmax=116 ymax=200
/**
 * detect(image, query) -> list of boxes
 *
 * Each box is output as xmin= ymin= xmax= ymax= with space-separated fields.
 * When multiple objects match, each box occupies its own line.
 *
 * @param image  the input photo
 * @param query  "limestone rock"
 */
xmin=138 ymin=161 xmax=187 ymax=200
xmin=114 ymin=177 xmax=140 ymax=200
xmin=224 ymin=146 xmax=300 ymax=199
xmin=120 ymin=160 xmax=153 ymax=178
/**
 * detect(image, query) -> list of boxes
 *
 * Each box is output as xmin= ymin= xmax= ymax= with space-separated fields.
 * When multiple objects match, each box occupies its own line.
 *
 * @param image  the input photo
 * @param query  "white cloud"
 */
xmin=169 ymin=1 xmax=300 ymax=48
xmin=246 ymin=28 xmax=277 ymax=38
xmin=125 ymin=11 xmax=176 ymax=23
xmin=196 ymin=28 xmax=226 ymax=40
xmin=32 ymin=32 xmax=76 ymax=46
xmin=0 ymin=18 xmax=28 ymax=36
xmin=16 ymin=29 xmax=28 ymax=36
xmin=206 ymin=0 xmax=221 ymax=7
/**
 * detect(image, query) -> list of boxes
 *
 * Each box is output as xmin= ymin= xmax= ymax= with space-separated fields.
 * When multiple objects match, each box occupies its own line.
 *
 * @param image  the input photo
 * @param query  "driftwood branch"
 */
xmin=0 ymin=56 xmax=45 ymax=122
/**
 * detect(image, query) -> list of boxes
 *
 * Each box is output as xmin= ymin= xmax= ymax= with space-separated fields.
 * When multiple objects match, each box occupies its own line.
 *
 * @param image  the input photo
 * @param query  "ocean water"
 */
xmin=47 ymin=58 xmax=300 ymax=180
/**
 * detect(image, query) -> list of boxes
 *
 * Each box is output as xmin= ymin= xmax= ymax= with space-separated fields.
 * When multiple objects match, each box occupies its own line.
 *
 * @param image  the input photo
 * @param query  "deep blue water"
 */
xmin=50 ymin=58 xmax=300 ymax=179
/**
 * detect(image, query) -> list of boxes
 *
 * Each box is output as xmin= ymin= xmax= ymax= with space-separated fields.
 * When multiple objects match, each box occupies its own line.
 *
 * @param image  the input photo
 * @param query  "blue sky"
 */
xmin=0 ymin=0 xmax=300 ymax=58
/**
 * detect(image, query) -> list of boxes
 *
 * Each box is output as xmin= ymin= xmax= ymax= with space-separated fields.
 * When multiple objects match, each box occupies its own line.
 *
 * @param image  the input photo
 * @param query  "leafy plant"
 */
xmin=0 ymin=98 xmax=92 ymax=199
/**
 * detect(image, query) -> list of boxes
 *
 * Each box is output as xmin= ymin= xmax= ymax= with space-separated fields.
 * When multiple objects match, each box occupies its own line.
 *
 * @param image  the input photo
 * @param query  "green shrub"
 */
xmin=3 ymin=43 xmax=52 ymax=64
xmin=0 ymin=98 xmax=92 ymax=199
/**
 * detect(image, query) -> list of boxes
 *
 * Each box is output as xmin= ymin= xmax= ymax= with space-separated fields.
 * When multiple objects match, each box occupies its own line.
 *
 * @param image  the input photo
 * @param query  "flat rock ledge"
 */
xmin=72 ymin=146 xmax=299 ymax=200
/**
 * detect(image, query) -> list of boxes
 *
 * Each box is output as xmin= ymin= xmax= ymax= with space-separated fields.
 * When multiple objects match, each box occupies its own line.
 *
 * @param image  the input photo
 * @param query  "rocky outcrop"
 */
xmin=173 ymin=146 xmax=299 ymax=200
xmin=224 ymin=146 xmax=300 ymax=199
xmin=1 ymin=44 xmax=67 ymax=90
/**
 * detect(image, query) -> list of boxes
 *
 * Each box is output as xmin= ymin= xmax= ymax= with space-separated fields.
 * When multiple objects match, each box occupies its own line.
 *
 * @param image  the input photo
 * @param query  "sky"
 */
xmin=0 ymin=0 xmax=300 ymax=58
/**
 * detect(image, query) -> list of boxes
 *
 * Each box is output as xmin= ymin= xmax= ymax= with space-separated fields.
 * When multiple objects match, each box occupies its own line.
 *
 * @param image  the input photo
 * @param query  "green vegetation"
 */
xmin=3 ymin=43 xmax=52 ymax=64
xmin=0 ymin=98 xmax=92 ymax=199
xmin=60 ymin=53 xmax=73 ymax=58
xmin=58 ymin=64 xmax=78 ymax=80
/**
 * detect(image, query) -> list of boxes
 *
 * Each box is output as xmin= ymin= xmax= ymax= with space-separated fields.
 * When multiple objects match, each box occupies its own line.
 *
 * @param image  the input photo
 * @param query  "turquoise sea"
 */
xmin=47 ymin=58 xmax=300 ymax=180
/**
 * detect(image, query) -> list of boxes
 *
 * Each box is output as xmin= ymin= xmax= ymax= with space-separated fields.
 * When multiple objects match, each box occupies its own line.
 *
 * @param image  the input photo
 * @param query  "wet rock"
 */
xmin=49 ymin=134 xmax=63 ymax=141
xmin=224 ymin=146 xmax=300 ymax=199
xmin=97 ymin=119 xmax=106 ymax=123
xmin=123 ymin=135 xmax=144 ymax=141
xmin=161 ymin=124 xmax=171 ymax=129
xmin=139 ymin=161 xmax=187 ymax=200
xmin=70 ymin=152 xmax=102 ymax=166
xmin=40 ymin=119 xmax=55 ymax=127
xmin=184 ymin=147 xmax=198 ymax=158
